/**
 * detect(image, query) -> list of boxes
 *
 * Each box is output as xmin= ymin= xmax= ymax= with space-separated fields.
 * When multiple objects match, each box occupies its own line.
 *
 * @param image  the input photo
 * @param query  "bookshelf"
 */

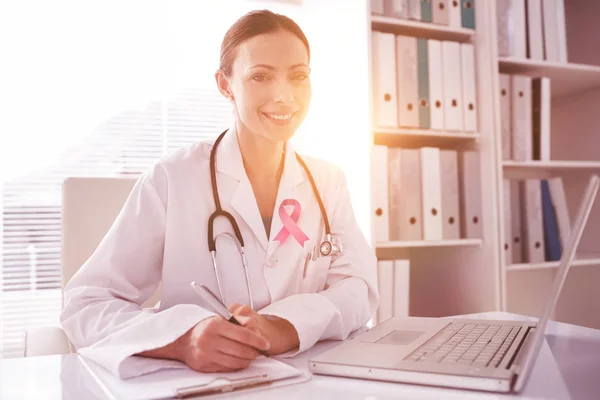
xmin=494 ymin=0 xmax=600 ymax=329
xmin=498 ymin=57 xmax=600 ymax=97
xmin=502 ymin=160 xmax=600 ymax=170
xmin=374 ymin=127 xmax=480 ymax=140
xmin=367 ymin=1 xmax=600 ymax=330
xmin=370 ymin=15 xmax=475 ymax=41
xmin=376 ymin=238 xmax=483 ymax=249
xmin=373 ymin=128 xmax=479 ymax=148
xmin=507 ymin=257 xmax=600 ymax=272
xmin=367 ymin=1 xmax=501 ymax=321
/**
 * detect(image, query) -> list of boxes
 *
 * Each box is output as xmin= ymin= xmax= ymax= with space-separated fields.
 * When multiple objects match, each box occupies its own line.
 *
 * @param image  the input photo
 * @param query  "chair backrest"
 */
xmin=61 ymin=177 xmax=161 ymax=308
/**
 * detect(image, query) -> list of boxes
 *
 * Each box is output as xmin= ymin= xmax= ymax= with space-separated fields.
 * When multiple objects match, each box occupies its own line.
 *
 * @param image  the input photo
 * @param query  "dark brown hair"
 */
xmin=219 ymin=9 xmax=310 ymax=76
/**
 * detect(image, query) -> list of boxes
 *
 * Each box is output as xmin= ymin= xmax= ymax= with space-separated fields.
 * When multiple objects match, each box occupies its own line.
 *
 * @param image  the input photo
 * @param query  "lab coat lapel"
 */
xmin=216 ymin=127 xmax=268 ymax=251
xmin=266 ymin=141 xmax=307 ymax=259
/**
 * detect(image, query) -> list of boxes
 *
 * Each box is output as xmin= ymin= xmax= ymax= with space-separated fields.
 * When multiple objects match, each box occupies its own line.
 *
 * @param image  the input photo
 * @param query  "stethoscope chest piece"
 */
xmin=319 ymin=234 xmax=342 ymax=257
xmin=320 ymin=240 xmax=332 ymax=256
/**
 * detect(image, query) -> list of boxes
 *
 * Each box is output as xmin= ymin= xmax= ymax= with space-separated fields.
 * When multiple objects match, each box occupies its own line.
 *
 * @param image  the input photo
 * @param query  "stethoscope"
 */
xmin=208 ymin=129 xmax=341 ymax=307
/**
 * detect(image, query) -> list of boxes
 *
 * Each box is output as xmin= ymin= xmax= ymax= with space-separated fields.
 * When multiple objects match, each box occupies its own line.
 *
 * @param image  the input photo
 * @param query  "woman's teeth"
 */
xmin=267 ymin=113 xmax=292 ymax=120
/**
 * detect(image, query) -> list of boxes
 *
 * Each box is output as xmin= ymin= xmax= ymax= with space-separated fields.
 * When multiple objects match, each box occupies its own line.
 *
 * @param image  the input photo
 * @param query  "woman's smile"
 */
xmin=261 ymin=111 xmax=298 ymax=125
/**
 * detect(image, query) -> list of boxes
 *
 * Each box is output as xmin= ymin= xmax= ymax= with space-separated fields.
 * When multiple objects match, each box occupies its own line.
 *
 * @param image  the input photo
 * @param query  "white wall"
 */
xmin=289 ymin=0 xmax=373 ymax=241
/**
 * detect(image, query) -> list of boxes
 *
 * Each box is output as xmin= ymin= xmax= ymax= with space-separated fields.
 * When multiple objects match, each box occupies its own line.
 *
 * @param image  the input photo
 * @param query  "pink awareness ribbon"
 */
xmin=273 ymin=198 xmax=309 ymax=247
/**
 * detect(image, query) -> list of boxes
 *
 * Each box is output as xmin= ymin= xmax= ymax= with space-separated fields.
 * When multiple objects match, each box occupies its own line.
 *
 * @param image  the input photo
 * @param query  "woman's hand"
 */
xmin=228 ymin=304 xmax=300 ymax=355
xmin=179 ymin=315 xmax=271 ymax=372
xmin=139 ymin=315 xmax=271 ymax=373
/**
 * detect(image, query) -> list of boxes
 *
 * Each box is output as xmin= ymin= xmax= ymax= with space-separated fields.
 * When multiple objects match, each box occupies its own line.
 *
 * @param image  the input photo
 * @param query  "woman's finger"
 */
xmin=227 ymin=303 xmax=243 ymax=314
xmin=213 ymin=335 xmax=260 ymax=360
xmin=234 ymin=315 xmax=267 ymax=338
xmin=231 ymin=304 xmax=257 ymax=317
xmin=212 ymin=350 xmax=253 ymax=370
xmin=214 ymin=318 xmax=270 ymax=351
xmin=188 ymin=360 xmax=228 ymax=373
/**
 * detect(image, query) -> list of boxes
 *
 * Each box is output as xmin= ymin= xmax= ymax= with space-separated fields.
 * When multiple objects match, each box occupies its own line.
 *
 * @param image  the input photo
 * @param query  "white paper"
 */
xmin=80 ymin=355 xmax=303 ymax=400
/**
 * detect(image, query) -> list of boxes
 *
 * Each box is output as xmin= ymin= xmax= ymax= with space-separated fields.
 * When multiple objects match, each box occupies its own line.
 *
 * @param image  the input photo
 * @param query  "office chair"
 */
xmin=24 ymin=176 xmax=161 ymax=356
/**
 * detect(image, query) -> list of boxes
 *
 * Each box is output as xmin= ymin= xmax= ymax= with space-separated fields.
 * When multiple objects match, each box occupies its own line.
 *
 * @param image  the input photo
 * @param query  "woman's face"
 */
xmin=220 ymin=29 xmax=311 ymax=143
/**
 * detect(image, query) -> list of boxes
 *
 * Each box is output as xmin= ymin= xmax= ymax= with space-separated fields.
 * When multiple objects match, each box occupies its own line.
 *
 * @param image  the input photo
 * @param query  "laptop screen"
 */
xmin=514 ymin=174 xmax=599 ymax=391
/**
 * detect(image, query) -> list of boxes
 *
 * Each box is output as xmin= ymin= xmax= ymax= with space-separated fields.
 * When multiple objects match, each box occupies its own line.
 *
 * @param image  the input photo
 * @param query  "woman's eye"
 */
xmin=252 ymin=74 xmax=269 ymax=82
xmin=293 ymin=73 xmax=308 ymax=81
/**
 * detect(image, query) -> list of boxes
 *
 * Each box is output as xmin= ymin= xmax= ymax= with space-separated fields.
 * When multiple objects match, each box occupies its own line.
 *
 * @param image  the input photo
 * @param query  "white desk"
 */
xmin=1 ymin=312 xmax=599 ymax=400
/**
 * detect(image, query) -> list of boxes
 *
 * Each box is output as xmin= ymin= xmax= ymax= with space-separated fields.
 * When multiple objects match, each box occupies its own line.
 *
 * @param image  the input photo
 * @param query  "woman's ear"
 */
xmin=215 ymin=69 xmax=234 ymax=100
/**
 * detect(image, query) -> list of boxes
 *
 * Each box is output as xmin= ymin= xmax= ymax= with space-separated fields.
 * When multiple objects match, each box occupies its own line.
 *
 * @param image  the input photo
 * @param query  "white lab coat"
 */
xmin=60 ymin=125 xmax=379 ymax=379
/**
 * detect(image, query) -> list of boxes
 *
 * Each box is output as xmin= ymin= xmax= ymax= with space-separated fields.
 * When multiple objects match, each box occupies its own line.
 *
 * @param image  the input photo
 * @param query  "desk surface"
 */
xmin=1 ymin=312 xmax=599 ymax=400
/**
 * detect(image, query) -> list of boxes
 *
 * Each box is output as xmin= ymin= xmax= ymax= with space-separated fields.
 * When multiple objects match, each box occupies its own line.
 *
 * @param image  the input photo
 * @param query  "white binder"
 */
xmin=440 ymin=150 xmax=460 ymax=240
xmin=458 ymin=151 xmax=483 ymax=239
xmin=427 ymin=39 xmax=445 ymax=131
xmin=407 ymin=0 xmax=421 ymax=20
xmin=499 ymin=73 xmax=512 ymax=160
xmin=503 ymin=179 xmax=513 ymax=265
xmin=448 ymin=0 xmax=462 ymax=28
xmin=522 ymin=179 xmax=545 ymax=263
xmin=532 ymin=77 xmax=551 ymax=161
xmin=393 ymin=259 xmax=410 ymax=317
xmin=388 ymin=147 xmax=403 ymax=241
xmin=548 ymin=177 xmax=571 ymax=251
xmin=370 ymin=0 xmax=385 ymax=14
xmin=496 ymin=0 xmax=511 ymax=57
xmin=399 ymin=149 xmax=423 ymax=240
xmin=372 ymin=31 xmax=398 ymax=127
xmin=377 ymin=260 xmax=395 ymax=323
xmin=497 ymin=0 xmax=527 ymax=58
xmin=442 ymin=41 xmax=463 ymax=131
xmin=420 ymin=147 xmax=443 ymax=240
xmin=389 ymin=0 xmax=409 ymax=18
xmin=460 ymin=43 xmax=477 ymax=132
xmin=371 ymin=145 xmax=390 ymax=242
xmin=541 ymin=0 xmax=560 ymax=62
xmin=525 ymin=0 xmax=544 ymax=60
xmin=432 ymin=0 xmax=449 ymax=25
xmin=396 ymin=35 xmax=420 ymax=128
xmin=510 ymin=179 xmax=523 ymax=264
xmin=511 ymin=75 xmax=533 ymax=161
xmin=555 ymin=0 xmax=568 ymax=62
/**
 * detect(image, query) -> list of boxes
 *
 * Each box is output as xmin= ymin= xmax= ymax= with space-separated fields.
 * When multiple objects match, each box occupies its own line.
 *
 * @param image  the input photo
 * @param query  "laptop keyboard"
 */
xmin=405 ymin=323 xmax=522 ymax=368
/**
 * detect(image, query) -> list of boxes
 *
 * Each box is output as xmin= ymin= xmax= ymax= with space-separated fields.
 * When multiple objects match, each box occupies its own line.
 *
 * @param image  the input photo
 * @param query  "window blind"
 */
xmin=0 ymin=88 xmax=231 ymax=358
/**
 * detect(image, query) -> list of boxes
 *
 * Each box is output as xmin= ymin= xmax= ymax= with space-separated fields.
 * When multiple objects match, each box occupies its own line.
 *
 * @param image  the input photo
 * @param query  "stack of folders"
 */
xmin=371 ymin=146 xmax=482 ymax=243
xmin=371 ymin=31 xmax=477 ymax=132
xmin=376 ymin=259 xmax=410 ymax=324
xmin=497 ymin=0 xmax=568 ymax=62
xmin=503 ymin=178 xmax=571 ymax=264
xmin=370 ymin=0 xmax=476 ymax=29
xmin=499 ymin=74 xmax=551 ymax=162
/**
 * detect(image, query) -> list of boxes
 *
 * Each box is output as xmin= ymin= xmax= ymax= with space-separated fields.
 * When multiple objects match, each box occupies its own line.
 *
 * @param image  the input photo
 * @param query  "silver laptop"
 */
xmin=309 ymin=174 xmax=599 ymax=393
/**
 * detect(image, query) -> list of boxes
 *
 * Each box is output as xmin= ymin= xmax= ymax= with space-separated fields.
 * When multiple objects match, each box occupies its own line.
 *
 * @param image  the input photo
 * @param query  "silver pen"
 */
xmin=302 ymin=252 xmax=311 ymax=278
xmin=190 ymin=282 xmax=269 ymax=357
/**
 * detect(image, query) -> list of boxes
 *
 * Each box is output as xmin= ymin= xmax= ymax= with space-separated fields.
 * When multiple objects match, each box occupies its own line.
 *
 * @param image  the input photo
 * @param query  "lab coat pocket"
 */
xmin=297 ymin=255 xmax=331 ymax=294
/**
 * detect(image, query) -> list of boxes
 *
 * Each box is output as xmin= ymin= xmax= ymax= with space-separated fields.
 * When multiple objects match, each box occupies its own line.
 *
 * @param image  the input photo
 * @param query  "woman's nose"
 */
xmin=272 ymin=81 xmax=296 ymax=104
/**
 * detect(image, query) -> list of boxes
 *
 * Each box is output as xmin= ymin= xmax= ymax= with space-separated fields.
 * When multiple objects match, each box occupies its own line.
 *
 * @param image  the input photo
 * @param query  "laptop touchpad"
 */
xmin=375 ymin=330 xmax=424 ymax=345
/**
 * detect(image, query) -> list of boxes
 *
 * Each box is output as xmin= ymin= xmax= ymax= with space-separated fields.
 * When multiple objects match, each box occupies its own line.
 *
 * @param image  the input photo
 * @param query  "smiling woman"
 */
xmin=214 ymin=10 xmax=314 ymax=222
xmin=59 ymin=8 xmax=379 ymax=378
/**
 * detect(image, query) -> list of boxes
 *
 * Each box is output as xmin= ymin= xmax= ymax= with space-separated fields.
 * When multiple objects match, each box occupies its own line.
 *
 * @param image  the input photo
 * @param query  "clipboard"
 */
xmin=175 ymin=371 xmax=310 ymax=399
xmin=79 ymin=355 xmax=311 ymax=400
